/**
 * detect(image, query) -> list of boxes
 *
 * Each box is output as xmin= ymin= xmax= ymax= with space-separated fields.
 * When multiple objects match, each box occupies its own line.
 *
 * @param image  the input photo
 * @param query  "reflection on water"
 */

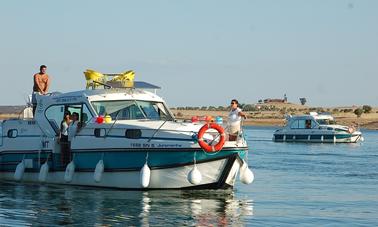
xmin=0 ymin=182 xmax=254 ymax=226
xmin=2 ymin=128 xmax=378 ymax=225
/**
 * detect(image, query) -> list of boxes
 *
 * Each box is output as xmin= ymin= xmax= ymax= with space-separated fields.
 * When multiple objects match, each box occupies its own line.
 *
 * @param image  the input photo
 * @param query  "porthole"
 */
xmin=125 ymin=129 xmax=142 ymax=139
xmin=94 ymin=128 xmax=106 ymax=137
xmin=7 ymin=129 xmax=18 ymax=138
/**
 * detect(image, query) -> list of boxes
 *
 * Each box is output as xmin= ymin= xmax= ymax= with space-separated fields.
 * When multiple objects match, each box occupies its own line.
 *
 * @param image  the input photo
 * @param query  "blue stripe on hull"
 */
xmin=335 ymin=134 xmax=353 ymax=139
xmin=295 ymin=135 xmax=308 ymax=140
xmin=76 ymin=134 xmax=195 ymax=142
xmin=274 ymin=133 xmax=354 ymax=142
xmin=0 ymin=149 xmax=246 ymax=172
xmin=310 ymin=135 xmax=322 ymax=140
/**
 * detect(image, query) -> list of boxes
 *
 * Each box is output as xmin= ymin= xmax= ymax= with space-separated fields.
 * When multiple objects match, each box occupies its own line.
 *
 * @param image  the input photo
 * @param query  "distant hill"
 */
xmin=0 ymin=105 xmax=25 ymax=114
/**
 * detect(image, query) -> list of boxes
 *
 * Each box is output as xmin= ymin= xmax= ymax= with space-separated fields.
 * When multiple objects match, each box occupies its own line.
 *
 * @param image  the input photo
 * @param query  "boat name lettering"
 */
xmin=42 ymin=141 xmax=49 ymax=148
xmin=130 ymin=143 xmax=182 ymax=148
xmin=53 ymin=96 xmax=81 ymax=103
xmin=27 ymin=121 xmax=36 ymax=125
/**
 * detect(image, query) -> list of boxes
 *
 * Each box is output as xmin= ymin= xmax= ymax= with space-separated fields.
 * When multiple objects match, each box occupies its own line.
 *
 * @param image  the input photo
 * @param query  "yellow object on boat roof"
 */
xmin=84 ymin=69 xmax=106 ymax=89
xmin=83 ymin=69 xmax=135 ymax=89
xmin=84 ymin=69 xmax=105 ymax=81
xmin=109 ymin=70 xmax=135 ymax=88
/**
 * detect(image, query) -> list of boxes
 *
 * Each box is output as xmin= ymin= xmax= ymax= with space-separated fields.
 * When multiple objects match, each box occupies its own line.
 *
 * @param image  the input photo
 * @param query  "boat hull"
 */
xmin=273 ymin=132 xmax=363 ymax=143
xmin=0 ymin=150 xmax=245 ymax=190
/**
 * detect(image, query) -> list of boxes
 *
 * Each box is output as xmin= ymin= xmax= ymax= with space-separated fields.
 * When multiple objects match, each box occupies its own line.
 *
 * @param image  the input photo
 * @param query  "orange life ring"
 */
xmin=197 ymin=123 xmax=226 ymax=152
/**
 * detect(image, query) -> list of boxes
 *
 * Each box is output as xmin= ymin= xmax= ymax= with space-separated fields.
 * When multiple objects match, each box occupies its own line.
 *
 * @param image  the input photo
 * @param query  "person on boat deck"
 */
xmin=305 ymin=119 xmax=312 ymax=129
xmin=68 ymin=112 xmax=79 ymax=142
xmin=77 ymin=113 xmax=88 ymax=132
xmin=32 ymin=65 xmax=50 ymax=115
xmin=60 ymin=111 xmax=71 ymax=165
xmin=228 ymin=99 xmax=246 ymax=141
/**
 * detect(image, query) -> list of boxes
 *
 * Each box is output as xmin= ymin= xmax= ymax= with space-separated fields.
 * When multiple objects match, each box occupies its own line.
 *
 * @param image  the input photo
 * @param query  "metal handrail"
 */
xmin=104 ymin=110 xmax=122 ymax=138
xmin=147 ymin=120 xmax=168 ymax=142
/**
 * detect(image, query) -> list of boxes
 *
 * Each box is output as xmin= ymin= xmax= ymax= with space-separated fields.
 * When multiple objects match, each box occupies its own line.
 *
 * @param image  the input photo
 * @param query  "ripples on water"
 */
xmin=0 ymin=184 xmax=253 ymax=226
xmin=1 ymin=127 xmax=377 ymax=226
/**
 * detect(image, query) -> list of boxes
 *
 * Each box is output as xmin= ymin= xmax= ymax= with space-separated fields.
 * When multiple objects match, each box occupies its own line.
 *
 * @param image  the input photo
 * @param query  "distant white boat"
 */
xmin=273 ymin=112 xmax=363 ymax=143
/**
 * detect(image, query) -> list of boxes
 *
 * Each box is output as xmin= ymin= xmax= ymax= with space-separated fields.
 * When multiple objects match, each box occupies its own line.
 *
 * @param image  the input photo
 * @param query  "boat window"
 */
xmin=310 ymin=120 xmax=317 ymax=128
xmin=305 ymin=120 xmax=312 ymax=129
xmin=46 ymin=104 xmax=93 ymax=134
xmin=45 ymin=105 xmax=65 ymax=134
xmin=316 ymin=119 xmax=328 ymax=125
xmin=290 ymin=119 xmax=307 ymax=129
xmin=290 ymin=120 xmax=298 ymax=129
xmin=316 ymin=119 xmax=336 ymax=125
xmin=68 ymin=104 xmax=92 ymax=124
xmin=91 ymin=100 xmax=173 ymax=121
xmin=298 ymin=120 xmax=306 ymax=129
xmin=137 ymin=101 xmax=171 ymax=120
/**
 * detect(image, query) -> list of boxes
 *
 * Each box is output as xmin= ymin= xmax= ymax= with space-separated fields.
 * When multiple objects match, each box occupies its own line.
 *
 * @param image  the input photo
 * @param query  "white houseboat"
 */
xmin=273 ymin=112 xmax=363 ymax=143
xmin=0 ymin=70 xmax=253 ymax=189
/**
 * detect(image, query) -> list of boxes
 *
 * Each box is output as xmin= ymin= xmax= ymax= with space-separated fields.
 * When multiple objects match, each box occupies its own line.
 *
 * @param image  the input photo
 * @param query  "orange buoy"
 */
xmin=197 ymin=123 xmax=226 ymax=152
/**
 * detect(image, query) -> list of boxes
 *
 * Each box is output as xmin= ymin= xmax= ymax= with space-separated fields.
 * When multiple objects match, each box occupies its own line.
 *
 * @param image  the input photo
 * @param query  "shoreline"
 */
xmin=1 ymin=107 xmax=378 ymax=130
xmin=171 ymin=109 xmax=378 ymax=130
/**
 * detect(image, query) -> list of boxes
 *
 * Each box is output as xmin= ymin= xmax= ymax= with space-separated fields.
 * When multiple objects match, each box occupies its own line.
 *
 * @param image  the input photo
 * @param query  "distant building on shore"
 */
xmin=263 ymin=94 xmax=288 ymax=104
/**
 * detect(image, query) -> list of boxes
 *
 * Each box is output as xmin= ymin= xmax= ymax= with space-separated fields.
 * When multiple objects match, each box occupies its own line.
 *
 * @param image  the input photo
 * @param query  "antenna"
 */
xmin=22 ymin=93 xmax=33 ymax=107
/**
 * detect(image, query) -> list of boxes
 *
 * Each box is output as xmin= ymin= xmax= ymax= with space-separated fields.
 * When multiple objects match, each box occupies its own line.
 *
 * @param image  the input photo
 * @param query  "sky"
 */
xmin=0 ymin=0 xmax=377 ymax=108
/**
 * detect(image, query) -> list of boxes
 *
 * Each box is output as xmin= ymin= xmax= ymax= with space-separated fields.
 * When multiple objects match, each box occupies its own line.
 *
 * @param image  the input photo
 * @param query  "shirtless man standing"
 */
xmin=33 ymin=65 xmax=50 ymax=94
xmin=32 ymin=65 xmax=50 ymax=115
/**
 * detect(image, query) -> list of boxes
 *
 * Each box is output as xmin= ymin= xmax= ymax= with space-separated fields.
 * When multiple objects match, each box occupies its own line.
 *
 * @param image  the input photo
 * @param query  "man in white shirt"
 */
xmin=228 ymin=99 xmax=246 ymax=141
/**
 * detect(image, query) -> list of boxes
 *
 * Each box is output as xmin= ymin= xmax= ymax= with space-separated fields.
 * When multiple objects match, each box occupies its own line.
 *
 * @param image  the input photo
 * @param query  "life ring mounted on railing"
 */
xmin=197 ymin=123 xmax=226 ymax=152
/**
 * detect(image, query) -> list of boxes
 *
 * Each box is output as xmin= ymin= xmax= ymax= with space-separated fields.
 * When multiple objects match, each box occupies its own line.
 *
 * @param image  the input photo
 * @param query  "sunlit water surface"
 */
xmin=1 ymin=127 xmax=377 ymax=226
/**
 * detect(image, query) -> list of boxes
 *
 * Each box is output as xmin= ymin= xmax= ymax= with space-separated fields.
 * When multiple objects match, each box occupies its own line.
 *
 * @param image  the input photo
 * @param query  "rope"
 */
xmin=202 ymin=148 xmax=221 ymax=156
xmin=145 ymin=152 xmax=149 ymax=164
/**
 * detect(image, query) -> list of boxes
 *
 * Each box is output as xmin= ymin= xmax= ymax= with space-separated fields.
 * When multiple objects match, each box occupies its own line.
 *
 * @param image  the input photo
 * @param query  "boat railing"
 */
xmin=77 ymin=123 xmax=244 ymax=144
xmin=78 ymin=124 xmax=198 ymax=140
xmin=147 ymin=120 xmax=168 ymax=142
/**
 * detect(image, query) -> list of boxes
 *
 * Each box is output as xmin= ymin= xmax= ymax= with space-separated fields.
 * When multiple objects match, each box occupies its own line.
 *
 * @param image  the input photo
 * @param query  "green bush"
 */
xmin=362 ymin=105 xmax=372 ymax=113
xmin=354 ymin=108 xmax=363 ymax=118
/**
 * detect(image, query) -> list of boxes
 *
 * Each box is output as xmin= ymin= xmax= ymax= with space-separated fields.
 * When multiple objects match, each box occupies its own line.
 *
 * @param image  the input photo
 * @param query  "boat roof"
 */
xmin=288 ymin=112 xmax=334 ymax=121
xmin=128 ymin=81 xmax=160 ymax=89
xmin=39 ymin=88 xmax=165 ymax=105
xmin=310 ymin=112 xmax=334 ymax=120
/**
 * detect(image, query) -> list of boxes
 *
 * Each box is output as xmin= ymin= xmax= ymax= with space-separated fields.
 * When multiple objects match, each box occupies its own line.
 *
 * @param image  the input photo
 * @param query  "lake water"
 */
xmin=1 ymin=126 xmax=377 ymax=226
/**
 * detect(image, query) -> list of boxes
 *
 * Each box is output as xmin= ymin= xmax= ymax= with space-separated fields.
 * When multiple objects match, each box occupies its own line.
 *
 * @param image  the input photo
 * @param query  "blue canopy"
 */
xmin=134 ymin=81 xmax=161 ymax=89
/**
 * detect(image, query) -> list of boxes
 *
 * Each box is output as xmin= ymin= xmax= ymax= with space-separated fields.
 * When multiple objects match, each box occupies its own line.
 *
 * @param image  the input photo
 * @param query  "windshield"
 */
xmin=91 ymin=100 xmax=174 ymax=121
xmin=316 ymin=119 xmax=336 ymax=125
